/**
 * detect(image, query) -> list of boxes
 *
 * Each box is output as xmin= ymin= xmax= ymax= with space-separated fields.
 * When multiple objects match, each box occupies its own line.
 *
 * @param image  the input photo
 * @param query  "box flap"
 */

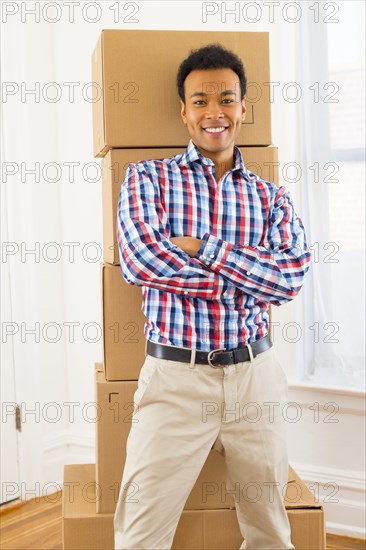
xmin=285 ymin=467 xmax=323 ymax=509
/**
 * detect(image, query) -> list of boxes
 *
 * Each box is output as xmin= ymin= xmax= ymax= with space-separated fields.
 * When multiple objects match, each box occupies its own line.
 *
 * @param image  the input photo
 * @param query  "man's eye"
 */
xmin=193 ymin=98 xmax=235 ymax=105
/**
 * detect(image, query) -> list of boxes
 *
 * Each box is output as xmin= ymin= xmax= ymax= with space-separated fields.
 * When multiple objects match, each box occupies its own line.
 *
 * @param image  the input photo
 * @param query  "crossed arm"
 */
xmin=117 ymin=162 xmax=312 ymax=306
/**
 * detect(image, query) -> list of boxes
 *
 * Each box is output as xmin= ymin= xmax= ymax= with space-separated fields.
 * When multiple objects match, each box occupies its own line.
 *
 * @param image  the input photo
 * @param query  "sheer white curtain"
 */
xmin=299 ymin=1 xmax=365 ymax=390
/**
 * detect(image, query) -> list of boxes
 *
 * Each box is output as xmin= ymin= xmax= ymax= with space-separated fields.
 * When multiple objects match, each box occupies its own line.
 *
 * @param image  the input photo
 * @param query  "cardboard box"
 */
xmin=101 ymin=262 xmax=146 ymax=381
xmin=102 ymin=146 xmax=279 ymax=266
xmin=63 ymin=464 xmax=326 ymax=550
xmin=95 ymin=363 xmax=137 ymax=510
xmin=94 ymin=363 xmax=232 ymax=513
xmin=92 ymin=30 xmax=272 ymax=156
xmin=102 ymin=262 xmax=274 ymax=380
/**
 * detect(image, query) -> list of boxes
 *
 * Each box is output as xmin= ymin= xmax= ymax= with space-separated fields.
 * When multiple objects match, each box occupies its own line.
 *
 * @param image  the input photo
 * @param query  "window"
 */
xmin=299 ymin=1 xmax=365 ymax=390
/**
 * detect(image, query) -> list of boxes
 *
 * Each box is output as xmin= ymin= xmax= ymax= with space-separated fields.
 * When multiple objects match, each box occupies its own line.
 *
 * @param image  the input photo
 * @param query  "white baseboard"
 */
xmin=325 ymin=521 xmax=366 ymax=539
xmin=289 ymin=462 xmax=365 ymax=539
xmin=43 ymin=431 xmax=95 ymax=491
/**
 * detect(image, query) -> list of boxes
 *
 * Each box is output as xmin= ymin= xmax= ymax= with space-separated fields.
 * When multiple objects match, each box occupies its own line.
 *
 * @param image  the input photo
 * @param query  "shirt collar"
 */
xmin=179 ymin=139 xmax=252 ymax=181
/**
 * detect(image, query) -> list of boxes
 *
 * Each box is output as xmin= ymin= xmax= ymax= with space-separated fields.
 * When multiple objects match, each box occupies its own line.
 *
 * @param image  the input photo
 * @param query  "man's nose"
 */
xmin=204 ymin=102 xmax=224 ymax=118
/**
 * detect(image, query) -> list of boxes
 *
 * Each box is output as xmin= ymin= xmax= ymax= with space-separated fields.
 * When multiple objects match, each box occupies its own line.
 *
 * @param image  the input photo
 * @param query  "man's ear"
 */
xmin=180 ymin=99 xmax=187 ymax=124
xmin=241 ymin=96 xmax=247 ymax=123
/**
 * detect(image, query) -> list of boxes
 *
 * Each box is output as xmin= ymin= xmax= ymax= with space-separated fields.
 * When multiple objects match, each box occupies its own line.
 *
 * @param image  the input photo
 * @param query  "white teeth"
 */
xmin=204 ymin=127 xmax=227 ymax=133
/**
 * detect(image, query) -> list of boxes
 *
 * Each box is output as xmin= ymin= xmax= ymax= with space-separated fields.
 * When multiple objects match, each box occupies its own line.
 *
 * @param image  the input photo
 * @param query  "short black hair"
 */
xmin=176 ymin=43 xmax=247 ymax=104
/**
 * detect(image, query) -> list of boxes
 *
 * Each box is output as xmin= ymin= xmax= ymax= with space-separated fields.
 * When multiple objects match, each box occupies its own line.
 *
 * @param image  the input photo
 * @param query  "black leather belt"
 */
xmin=146 ymin=334 xmax=272 ymax=368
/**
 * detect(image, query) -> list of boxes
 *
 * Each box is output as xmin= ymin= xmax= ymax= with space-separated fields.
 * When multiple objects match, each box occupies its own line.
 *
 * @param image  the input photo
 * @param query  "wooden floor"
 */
xmin=0 ymin=495 xmax=365 ymax=550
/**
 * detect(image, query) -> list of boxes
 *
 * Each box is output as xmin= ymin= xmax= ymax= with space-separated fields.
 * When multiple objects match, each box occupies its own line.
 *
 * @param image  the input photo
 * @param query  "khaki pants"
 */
xmin=114 ymin=343 xmax=295 ymax=550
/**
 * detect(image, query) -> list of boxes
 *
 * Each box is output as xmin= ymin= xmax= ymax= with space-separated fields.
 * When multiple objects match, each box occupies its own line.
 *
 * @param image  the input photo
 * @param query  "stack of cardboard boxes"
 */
xmin=62 ymin=30 xmax=326 ymax=549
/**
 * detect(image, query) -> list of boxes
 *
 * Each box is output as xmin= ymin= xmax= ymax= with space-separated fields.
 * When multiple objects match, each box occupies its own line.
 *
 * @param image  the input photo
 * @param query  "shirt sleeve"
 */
xmin=116 ymin=162 xmax=229 ymax=300
xmin=194 ymin=185 xmax=312 ymax=306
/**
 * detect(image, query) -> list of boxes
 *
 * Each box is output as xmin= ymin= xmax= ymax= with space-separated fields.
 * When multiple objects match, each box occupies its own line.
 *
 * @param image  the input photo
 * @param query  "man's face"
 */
xmin=180 ymin=67 xmax=247 ymax=156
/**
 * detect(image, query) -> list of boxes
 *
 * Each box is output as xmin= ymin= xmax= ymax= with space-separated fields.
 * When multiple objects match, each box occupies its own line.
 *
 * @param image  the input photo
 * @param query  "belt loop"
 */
xmin=247 ymin=343 xmax=254 ymax=363
xmin=189 ymin=349 xmax=196 ymax=369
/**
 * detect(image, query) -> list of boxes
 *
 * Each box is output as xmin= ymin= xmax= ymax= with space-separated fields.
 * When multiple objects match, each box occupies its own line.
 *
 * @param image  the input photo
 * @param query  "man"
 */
xmin=114 ymin=44 xmax=312 ymax=549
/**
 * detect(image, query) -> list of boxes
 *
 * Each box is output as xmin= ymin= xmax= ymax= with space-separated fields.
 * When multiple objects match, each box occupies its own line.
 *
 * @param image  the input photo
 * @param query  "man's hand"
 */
xmin=171 ymin=236 xmax=203 ymax=258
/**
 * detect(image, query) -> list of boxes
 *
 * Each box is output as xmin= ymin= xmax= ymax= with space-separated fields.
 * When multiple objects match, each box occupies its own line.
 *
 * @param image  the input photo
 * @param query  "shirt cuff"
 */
xmin=193 ymin=233 xmax=210 ymax=258
xmin=194 ymin=232 xmax=233 ymax=267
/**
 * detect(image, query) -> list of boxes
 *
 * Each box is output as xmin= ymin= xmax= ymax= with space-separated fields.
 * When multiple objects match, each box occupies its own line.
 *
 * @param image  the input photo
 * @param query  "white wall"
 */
xmin=1 ymin=0 xmax=364 ymax=537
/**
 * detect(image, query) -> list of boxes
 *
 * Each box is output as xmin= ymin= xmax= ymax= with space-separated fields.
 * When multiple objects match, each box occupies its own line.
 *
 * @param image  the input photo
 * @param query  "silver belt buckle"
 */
xmin=207 ymin=348 xmax=226 ymax=368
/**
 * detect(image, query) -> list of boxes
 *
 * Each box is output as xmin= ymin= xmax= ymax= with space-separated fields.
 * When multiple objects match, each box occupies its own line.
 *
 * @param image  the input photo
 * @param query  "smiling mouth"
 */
xmin=202 ymin=126 xmax=229 ymax=134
